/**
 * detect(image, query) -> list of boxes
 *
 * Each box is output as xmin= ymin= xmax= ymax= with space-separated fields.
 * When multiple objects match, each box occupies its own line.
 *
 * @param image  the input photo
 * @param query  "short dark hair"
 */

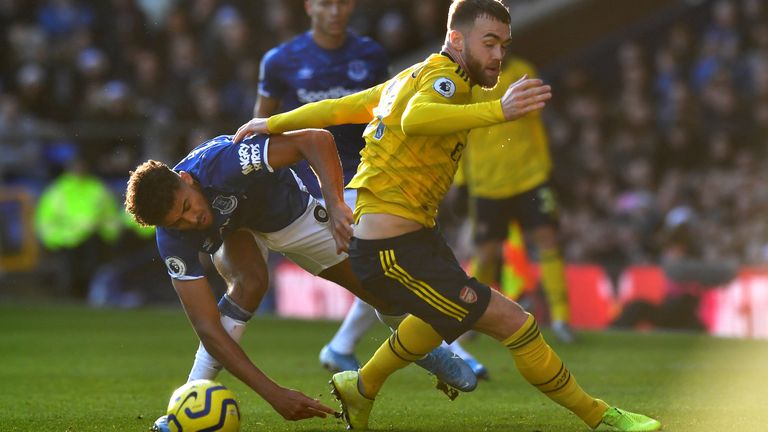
xmin=125 ymin=160 xmax=180 ymax=226
xmin=447 ymin=0 xmax=511 ymax=31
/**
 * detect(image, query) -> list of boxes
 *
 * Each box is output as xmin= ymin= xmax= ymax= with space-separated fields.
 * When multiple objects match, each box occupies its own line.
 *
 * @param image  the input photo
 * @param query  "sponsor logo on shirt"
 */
xmin=297 ymin=86 xmax=361 ymax=103
xmin=347 ymin=60 xmax=368 ymax=81
xmin=239 ymin=143 xmax=262 ymax=174
xmin=165 ymin=256 xmax=186 ymax=277
xmin=433 ymin=77 xmax=456 ymax=98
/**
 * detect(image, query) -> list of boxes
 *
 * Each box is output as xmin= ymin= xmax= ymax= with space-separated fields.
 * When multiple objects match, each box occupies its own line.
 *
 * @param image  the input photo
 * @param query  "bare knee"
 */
xmin=473 ymin=289 xmax=530 ymax=341
xmin=221 ymin=271 xmax=267 ymax=313
xmin=213 ymin=233 xmax=269 ymax=313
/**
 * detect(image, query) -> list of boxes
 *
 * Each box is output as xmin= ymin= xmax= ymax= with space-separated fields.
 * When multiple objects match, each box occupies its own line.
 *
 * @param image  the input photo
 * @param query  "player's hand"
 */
xmin=233 ymin=118 xmax=270 ymax=143
xmin=500 ymin=75 xmax=552 ymax=121
xmin=327 ymin=201 xmax=354 ymax=254
xmin=268 ymin=387 xmax=336 ymax=421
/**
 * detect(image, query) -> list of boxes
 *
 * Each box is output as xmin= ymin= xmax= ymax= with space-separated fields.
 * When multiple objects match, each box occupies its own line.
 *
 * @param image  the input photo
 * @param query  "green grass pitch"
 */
xmin=1 ymin=303 xmax=767 ymax=431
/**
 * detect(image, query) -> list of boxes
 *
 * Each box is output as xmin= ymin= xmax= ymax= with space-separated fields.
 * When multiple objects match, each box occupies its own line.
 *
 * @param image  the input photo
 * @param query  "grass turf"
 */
xmin=0 ymin=303 xmax=766 ymax=431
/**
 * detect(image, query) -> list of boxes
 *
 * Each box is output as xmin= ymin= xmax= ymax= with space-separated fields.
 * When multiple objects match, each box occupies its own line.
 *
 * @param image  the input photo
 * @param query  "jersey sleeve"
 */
xmin=401 ymin=67 xmax=506 ymax=136
xmin=258 ymin=47 xmax=285 ymax=99
xmin=267 ymin=83 xmax=386 ymax=133
xmin=156 ymin=229 xmax=206 ymax=280
xmin=201 ymin=134 xmax=273 ymax=193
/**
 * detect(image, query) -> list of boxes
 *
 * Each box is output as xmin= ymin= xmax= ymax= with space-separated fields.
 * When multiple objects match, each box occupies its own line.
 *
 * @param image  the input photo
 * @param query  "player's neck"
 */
xmin=441 ymin=43 xmax=473 ymax=86
xmin=311 ymin=29 xmax=347 ymax=50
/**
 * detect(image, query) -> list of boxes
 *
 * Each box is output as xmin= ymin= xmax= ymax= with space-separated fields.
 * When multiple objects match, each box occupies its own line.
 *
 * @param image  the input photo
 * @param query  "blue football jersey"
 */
xmin=259 ymin=30 xmax=389 ymax=197
xmin=156 ymin=134 xmax=310 ymax=280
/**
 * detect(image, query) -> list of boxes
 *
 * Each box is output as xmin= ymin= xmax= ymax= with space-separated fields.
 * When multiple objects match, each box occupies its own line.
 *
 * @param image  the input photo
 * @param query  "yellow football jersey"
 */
xmin=268 ymin=53 xmax=506 ymax=227
xmin=463 ymin=57 xmax=551 ymax=198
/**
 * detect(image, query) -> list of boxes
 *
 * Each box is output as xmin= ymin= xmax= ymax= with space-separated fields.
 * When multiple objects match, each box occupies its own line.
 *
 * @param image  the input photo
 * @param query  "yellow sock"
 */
xmin=503 ymin=314 xmax=608 ymax=427
xmin=359 ymin=315 xmax=442 ymax=398
xmin=539 ymin=247 xmax=570 ymax=322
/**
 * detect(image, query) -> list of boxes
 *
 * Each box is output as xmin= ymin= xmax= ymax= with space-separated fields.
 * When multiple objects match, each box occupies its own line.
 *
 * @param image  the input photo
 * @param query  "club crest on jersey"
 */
xmin=314 ymin=205 xmax=329 ymax=223
xmin=433 ymin=77 xmax=456 ymax=98
xmin=212 ymin=195 xmax=238 ymax=215
xmin=165 ymin=256 xmax=186 ymax=278
xmin=347 ymin=60 xmax=368 ymax=82
xmin=459 ymin=286 xmax=478 ymax=304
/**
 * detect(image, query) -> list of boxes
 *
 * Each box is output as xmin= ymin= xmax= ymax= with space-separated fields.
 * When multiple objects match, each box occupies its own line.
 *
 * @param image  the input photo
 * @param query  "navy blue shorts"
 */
xmin=471 ymin=181 xmax=559 ymax=243
xmin=349 ymin=228 xmax=491 ymax=343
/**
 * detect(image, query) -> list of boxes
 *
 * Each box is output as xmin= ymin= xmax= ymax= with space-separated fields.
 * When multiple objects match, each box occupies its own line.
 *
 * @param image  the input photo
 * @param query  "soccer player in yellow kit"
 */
xmin=461 ymin=56 xmax=576 ymax=344
xmin=234 ymin=1 xmax=660 ymax=430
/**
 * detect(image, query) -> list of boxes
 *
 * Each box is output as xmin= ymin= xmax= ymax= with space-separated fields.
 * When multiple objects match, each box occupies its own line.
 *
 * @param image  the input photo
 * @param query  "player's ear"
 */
xmin=179 ymin=171 xmax=194 ymax=185
xmin=304 ymin=0 xmax=312 ymax=15
xmin=448 ymin=29 xmax=465 ymax=52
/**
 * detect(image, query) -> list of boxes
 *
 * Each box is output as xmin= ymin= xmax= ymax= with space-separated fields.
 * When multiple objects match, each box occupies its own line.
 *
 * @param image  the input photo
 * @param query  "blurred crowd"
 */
xmin=543 ymin=0 xmax=768 ymax=277
xmin=1 ymin=0 xmax=767 ymax=298
xmin=0 ymin=0 xmax=456 ymax=187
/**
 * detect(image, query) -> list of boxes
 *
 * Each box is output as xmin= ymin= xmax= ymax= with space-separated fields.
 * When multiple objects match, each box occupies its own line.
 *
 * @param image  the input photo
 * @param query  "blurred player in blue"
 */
xmin=126 ymin=130 xmax=477 ymax=430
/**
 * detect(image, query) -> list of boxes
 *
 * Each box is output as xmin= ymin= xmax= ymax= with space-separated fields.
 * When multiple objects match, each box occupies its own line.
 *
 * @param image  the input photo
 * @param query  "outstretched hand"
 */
xmin=233 ymin=118 xmax=270 ymax=143
xmin=268 ymin=387 xmax=337 ymax=421
xmin=326 ymin=201 xmax=354 ymax=254
xmin=500 ymin=75 xmax=552 ymax=121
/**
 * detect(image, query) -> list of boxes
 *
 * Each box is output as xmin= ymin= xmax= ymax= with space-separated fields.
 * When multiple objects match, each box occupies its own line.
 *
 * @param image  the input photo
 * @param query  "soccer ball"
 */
xmin=166 ymin=379 xmax=241 ymax=432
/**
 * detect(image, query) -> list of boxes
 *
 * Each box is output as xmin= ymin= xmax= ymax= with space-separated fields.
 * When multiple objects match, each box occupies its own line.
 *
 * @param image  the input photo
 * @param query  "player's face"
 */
xmin=162 ymin=172 xmax=215 ymax=231
xmin=306 ymin=0 xmax=355 ymax=38
xmin=462 ymin=15 xmax=511 ymax=88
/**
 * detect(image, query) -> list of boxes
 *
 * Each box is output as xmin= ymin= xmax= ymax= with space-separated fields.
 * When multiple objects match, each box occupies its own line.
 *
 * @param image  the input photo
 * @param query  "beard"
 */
xmin=464 ymin=46 xmax=500 ymax=88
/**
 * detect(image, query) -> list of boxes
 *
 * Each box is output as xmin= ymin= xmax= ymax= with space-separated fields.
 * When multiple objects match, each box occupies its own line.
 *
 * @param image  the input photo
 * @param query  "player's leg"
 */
xmin=316 ymin=243 xmax=477 ymax=399
xmin=460 ymin=196 xmax=515 ymax=375
xmin=473 ymin=289 xmax=660 ymax=431
xmin=375 ymin=311 xmax=477 ymax=395
xmin=332 ymin=229 xmax=487 ymax=429
xmin=188 ymin=230 xmax=270 ymax=381
xmin=319 ymin=298 xmax=377 ymax=371
xmin=520 ymin=184 xmax=575 ymax=343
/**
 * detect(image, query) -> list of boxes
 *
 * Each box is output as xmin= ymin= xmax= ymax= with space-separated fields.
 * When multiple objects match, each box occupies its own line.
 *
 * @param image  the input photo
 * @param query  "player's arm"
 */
xmin=253 ymin=93 xmax=280 ymax=117
xmin=401 ymin=76 xmax=551 ymax=136
xmin=267 ymin=129 xmax=352 ymax=253
xmin=233 ymin=83 xmax=386 ymax=143
xmin=172 ymin=277 xmax=335 ymax=420
xmin=254 ymin=47 xmax=283 ymax=118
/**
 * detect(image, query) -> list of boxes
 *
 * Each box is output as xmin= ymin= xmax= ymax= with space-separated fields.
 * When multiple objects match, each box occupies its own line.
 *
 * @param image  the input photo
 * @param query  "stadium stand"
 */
xmin=0 ymin=1 xmax=766 ymax=336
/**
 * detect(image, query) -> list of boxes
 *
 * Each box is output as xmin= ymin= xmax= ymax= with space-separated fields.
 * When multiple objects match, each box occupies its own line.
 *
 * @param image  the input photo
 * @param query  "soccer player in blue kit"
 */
xmin=128 ymin=129 xmax=476 ymax=430
xmin=255 ymin=0 xmax=487 ymax=378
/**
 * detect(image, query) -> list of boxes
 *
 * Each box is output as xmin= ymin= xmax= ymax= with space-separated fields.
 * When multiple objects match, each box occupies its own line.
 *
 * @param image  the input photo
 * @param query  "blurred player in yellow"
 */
xmin=459 ymin=56 xmax=576 ymax=344
xmin=234 ymin=1 xmax=660 ymax=430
